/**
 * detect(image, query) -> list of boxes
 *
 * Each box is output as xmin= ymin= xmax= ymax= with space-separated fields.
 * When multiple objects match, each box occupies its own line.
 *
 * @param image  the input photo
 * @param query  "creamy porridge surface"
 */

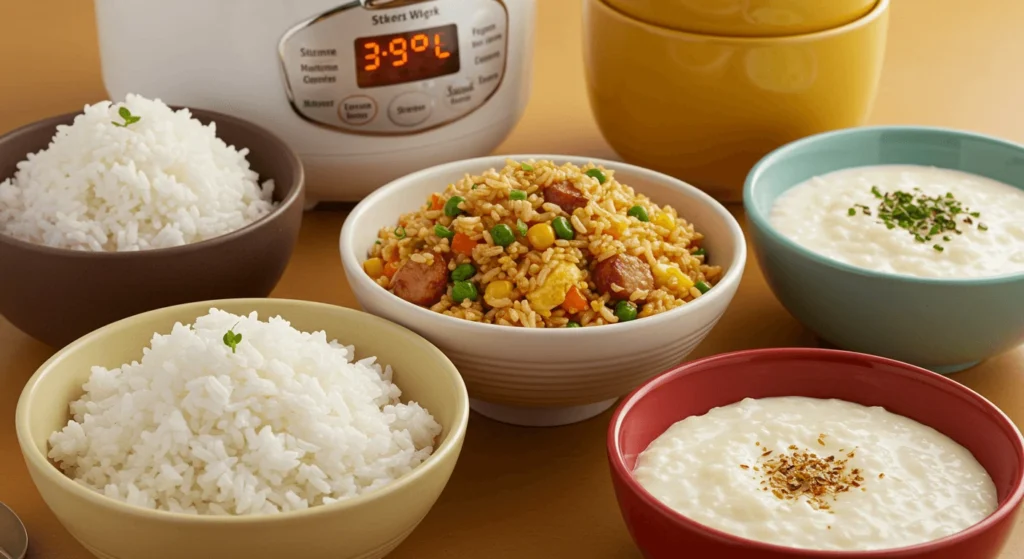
xmin=633 ymin=397 xmax=998 ymax=551
xmin=770 ymin=165 xmax=1024 ymax=278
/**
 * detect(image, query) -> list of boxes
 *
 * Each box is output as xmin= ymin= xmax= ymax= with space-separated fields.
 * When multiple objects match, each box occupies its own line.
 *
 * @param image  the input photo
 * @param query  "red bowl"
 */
xmin=607 ymin=348 xmax=1024 ymax=559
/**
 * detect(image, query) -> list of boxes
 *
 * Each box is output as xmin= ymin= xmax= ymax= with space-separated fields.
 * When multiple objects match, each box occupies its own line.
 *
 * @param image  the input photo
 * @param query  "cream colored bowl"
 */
xmin=604 ymin=0 xmax=877 ymax=37
xmin=339 ymin=155 xmax=746 ymax=427
xmin=584 ymin=0 xmax=889 ymax=203
xmin=16 ymin=299 xmax=469 ymax=559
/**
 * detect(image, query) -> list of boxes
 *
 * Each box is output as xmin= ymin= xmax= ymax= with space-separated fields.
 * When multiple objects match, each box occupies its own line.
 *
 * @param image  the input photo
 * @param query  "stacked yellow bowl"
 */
xmin=583 ymin=0 xmax=890 ymax=202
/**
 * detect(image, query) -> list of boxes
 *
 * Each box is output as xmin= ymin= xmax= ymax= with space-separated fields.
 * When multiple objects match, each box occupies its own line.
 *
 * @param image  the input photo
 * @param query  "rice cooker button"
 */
xmin=339 ymin=95 xmax=378 ymax=126
xmin=388 ymin=92 xmax=434 ymax=127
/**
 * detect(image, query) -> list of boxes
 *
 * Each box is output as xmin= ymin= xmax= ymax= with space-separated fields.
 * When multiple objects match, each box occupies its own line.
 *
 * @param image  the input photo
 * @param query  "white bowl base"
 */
xmin=469 ymin=398 xmax=617 ymax=427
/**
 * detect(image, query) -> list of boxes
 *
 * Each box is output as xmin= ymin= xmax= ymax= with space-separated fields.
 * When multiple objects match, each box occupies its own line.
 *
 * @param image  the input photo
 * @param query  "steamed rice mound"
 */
xmin=48 ymin=309 xmax=442 ymax=516
xmin=0 ymin=94 xmax=275 ymax=251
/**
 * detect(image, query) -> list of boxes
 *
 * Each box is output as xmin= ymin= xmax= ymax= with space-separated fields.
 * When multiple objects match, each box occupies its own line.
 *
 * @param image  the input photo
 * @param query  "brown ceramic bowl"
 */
xmin=0 ymin=108 xmax=304 ymax=348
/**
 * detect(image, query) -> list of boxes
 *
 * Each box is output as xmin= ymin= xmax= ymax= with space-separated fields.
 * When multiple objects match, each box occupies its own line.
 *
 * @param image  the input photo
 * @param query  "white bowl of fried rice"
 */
xmin=340 ymin=156 xmax=745 ymax=427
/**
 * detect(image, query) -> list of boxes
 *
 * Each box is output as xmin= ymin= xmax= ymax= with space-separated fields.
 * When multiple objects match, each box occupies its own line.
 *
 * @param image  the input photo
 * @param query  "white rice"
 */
xmin=0 ymin=94 xmax=276 ymax=251
xmin=47 ymin=309 xmax=442 ymax=516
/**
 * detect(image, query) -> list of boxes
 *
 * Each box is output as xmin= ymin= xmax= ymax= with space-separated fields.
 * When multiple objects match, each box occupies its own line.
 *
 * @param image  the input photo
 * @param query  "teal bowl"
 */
xmin=744 ymin=126 xmax=1024 ymax=374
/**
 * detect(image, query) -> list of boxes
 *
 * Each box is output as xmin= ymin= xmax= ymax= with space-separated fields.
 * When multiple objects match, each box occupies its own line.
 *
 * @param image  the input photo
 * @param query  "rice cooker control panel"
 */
xmin=279 ymin=0 xmax=509 ymax=135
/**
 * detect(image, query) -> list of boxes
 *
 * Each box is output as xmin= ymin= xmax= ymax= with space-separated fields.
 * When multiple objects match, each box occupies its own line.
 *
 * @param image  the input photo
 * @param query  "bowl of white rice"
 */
xmin=0 ymin=95 xmax=305 ymax=347
xmin=16 ymin=298 xmax=469 ymax=559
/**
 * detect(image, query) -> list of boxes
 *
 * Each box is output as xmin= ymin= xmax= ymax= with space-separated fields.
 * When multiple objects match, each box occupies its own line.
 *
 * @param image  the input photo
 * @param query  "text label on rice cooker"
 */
xmin=279 ymin=0 xmax=508 ymax=136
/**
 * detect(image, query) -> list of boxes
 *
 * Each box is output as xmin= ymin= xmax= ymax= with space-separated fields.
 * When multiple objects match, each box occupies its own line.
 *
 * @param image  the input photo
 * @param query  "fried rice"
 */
xmin=362 ymin=159 xmax=722 ymax=328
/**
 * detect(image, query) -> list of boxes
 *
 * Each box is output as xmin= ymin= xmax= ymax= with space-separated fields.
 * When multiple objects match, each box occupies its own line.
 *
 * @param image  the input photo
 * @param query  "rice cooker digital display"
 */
xmin=355 ymin=24 xmax=460 ymax=89
xmin=278 ymin=0 xmax=508 ymax=136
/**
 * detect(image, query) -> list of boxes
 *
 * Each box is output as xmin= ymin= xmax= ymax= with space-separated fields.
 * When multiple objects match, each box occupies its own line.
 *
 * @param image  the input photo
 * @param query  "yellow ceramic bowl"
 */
xmin=604 ymin=0 xmax=877 ymax=37
xmin=15 ymin=299 xmax=469 ymax=559
xmin=583 ymin=0 xmax=889 ymax=202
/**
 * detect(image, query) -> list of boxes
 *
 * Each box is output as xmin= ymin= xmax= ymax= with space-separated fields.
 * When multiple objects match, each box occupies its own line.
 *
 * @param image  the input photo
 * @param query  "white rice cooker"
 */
xmin=94 ymin=0 xmax=536 ymax=205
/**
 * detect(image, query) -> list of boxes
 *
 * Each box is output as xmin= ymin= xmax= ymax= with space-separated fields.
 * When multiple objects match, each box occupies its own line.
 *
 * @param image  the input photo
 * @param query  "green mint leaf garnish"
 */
xmin=223 ymin=323 xmax=242 ymax=353
xmin=112 ymin=106 xmax=141 ymax=127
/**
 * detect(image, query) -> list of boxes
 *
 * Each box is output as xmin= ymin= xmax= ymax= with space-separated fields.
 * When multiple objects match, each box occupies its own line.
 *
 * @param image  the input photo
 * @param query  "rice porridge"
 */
xmin=633 ymin=397 xmax=997 ymax=551
xmin=770 ymin=165 xmax=1024 ymax=278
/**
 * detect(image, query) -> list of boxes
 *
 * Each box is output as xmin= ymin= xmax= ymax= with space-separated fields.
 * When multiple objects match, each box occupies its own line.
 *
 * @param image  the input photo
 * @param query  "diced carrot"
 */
xmin=383 ymin=261 xmax=400 ymax=278
xmin=430 ymin=194 xmax=444 ymax=211
xmin=561 ymin=285 xmax=588 ymax=314
xmin=451 ymin=232 xmax=477 ymax=256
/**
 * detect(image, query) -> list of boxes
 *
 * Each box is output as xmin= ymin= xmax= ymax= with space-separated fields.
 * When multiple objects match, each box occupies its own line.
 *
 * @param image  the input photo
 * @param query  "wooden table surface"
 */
xmin=1 ymin=0 xmax=1022 ymax=557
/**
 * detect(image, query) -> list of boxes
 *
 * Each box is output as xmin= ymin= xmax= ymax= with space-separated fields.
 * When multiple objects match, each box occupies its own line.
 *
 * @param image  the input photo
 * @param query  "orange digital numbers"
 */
xmin=434 ymin=33 xmax=452 ymax=59
xmin=362 ymin=41 xmax=381 ymax=71
xmin=388 ymin=37 xmax=408 ymax=67
xmin=355 ymin=24 xmax=458 ymax=87
xmin=411 ymin=33 xmax=429 ymax=53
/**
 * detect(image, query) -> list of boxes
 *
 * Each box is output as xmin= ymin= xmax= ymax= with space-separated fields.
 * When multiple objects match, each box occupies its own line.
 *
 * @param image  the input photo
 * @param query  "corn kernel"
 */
xmin=609 ymin=216 xmax=629 ymax=238
xmin=653 ymin=263 xmax=694 ymax=291
xmin=653 ymin=212 xmax=676 ymax=231
xmin=484 ymin=280 xmax=514 ymax=305
xmin=363 ymin=257 xmax=384 ymax=279
xmin=527 ymin=222 xmax=556 ymax=250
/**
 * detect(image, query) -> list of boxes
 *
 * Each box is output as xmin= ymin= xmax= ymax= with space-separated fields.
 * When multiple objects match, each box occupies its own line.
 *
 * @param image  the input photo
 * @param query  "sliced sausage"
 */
xmin=592 ymin=254 xmax=654 ymax=301
xmin=544 ymin=181 xmax=589 ymax=213
xmin=391 ymin=256 xmax=448 ymax=307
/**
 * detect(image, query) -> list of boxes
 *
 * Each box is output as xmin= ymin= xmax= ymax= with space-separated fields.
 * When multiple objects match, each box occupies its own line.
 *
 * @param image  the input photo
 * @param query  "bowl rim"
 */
xmin=339 ymin=153 xmax=747 ymax=336
xmin=14 ymin=298 xmax=471 ymax=524
xmin=0 ymin=106 xmax=305 ymax=259
xmin=743 ymin=124 xmax=1024 ymax=285
xmin=607 ymin=347 xmax=1024 ymax=557
xmin=599 ymin=0 xmax=878 ymax=38
xmin=590 ymin=0 xmax=889 ymax=43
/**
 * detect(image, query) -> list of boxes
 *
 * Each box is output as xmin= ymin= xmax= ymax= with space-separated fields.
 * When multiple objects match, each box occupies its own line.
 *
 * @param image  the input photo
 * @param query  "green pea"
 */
xmin=692 ymin=248 xmax=706 ymax=256
xmin=614 ymin=300 xmax=638 ymax=322
xmin=434 ymin=224 xmax=454 ymax=239
xmin=566 ymin=321 xmax=581 ymax=328
xmin=552 ymin=216 xmax=574 ymax=240
xmin=627 ymin=205 xmax=649 ymax=222
xmin=471 ymin=184 xmax=478 ymax=190
xmin=452 ymin=281 xmax=478 ymax=303
xmin=516 ymin=219 xmax=528 ymax=237
xmin=510 ymin=189 xmax=527 ymax=201
xmin=394 ymin=226 xmax=406 ymax=239
xmin=585 ymin=168 xmax=607 ymax=184
xmin=451 ymin=263 xmax=476 ymax=282
xmin=444 ymin=196 xmax=465 ymax=217
xmin=695 ymin=281 xmax=712 ymax=294
xmin=491 ymin=224 xmax=516 ymax=247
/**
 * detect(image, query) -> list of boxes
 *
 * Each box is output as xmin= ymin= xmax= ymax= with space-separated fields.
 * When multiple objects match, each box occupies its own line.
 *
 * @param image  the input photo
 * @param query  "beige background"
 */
xmin=1 ymin=0 xmax=1021 ymax=557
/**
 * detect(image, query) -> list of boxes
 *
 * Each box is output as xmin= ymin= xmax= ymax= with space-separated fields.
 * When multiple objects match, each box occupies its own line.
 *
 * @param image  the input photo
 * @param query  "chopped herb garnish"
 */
xmin=853 ymin=186 xmax=988 ymax=250
xmin=471 ymin=184 xmax=478 ymax=190
xmin=223 ymin=323 xmax=242 ymax=353
xmin=112 ymin=106 xmax=141 ymax=127
xmin=521 ymin=163 xmax=534 ymax=172
xmin=516 ymin=218 xmax=528 ymax=237
xmin=978 ymin=223 xmax=989 ymax=231
xmin=434 ymin=224 xmax=454 ymax=240
xmin=394 ymin=226 xmax=406 ymax=239
xmin=374 ymin=239 xmax=381 ymax=245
